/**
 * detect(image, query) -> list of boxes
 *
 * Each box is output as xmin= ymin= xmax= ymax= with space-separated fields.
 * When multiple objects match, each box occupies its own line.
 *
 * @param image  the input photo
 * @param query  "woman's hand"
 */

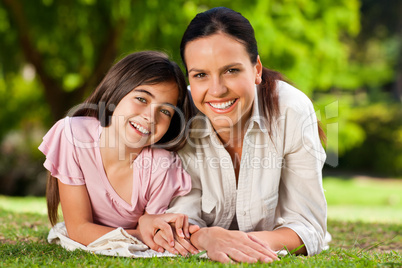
xmin=190 ymin=226 xmax=279 ymax=263
xmin=137 ymin=213 xmax=191 ymax=253
xmin=153 ymin=224 xmax=200 ymax=256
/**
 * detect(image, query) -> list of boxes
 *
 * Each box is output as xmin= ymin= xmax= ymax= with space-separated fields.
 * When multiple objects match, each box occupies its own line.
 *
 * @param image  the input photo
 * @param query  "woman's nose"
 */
xmin=208 ymin=76 xmax=227 ymax=97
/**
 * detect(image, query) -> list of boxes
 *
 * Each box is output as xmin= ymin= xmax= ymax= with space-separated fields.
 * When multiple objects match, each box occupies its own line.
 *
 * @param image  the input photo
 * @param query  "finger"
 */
xmin=210 ymin=251 xmax=235 ymax=264
xmin=158 ymin=225 xmax=176 ymax=247
xmin=174 ymin=214 xmax=185 ymax=238
xmin=141 ymin=233 xmax=160 ymax=252
xmin=154 ymin=221 xmax=175 ymax=247
xmin=189 ymin=224 xmax=200 ymax=234
xmin=173 ymin=238 xmax=190 ymax=256
xmin=154 ymin=232 xmax=179 ymax=255
xmin=226 ymin=248 xmax=258 ymax=264
xmin=182 ymin=215 xmax=190 ymax=238
xmin=247 ymin=234 xmax=278 ymax=261
xmin=174 ymin=236 xmax=199 ymax=255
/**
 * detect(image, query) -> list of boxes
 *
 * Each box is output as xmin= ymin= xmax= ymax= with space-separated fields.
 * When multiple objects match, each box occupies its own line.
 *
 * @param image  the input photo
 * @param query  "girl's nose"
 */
xmin=141 ymin=105 xmax=157 ymax=124
xmin=208 ymin=76 xmax=227 ymax=97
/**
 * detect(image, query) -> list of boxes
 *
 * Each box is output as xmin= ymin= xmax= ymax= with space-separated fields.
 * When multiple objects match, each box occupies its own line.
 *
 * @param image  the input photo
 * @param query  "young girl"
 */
xmin=39 ymin=51 xmax=198 ymax=255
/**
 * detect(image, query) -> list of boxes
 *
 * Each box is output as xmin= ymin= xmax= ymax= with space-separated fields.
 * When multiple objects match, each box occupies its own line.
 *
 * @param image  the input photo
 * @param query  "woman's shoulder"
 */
xmin=276 ymin=80 xmax=315 ymax=115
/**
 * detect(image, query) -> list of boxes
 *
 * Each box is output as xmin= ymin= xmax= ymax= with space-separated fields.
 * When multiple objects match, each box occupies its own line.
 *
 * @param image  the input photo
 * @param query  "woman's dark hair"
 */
xmin=180 ymin=7 xmax=326 ymax=143
xmin=47 ymin=51 xmax=194 ymax=226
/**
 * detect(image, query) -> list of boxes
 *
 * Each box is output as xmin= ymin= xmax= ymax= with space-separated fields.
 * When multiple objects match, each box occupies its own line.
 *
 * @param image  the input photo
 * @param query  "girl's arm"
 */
xmin=58 ymin=180 xmax=142 ymax=246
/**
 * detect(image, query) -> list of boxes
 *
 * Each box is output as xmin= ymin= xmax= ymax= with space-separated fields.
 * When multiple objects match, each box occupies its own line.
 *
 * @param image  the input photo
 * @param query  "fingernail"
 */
xmin=178 ymin=229 xmax=184 ymax=237
xmin=170 ymin=241 xmax=175 ymax=247
xmin=264 ymin=257 xmax=271 ymax=263
xmin=158 ymin=247 xmax=164 ymax=253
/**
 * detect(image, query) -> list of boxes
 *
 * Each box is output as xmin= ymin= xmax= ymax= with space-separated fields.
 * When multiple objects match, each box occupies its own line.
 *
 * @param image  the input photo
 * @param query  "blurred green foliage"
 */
xmin=0 ymin=0 xmax=401 ymax=195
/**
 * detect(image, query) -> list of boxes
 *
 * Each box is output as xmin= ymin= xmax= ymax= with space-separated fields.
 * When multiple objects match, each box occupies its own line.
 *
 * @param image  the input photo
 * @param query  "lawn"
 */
xmin=0 ymin=177 xmax=401 ymax=267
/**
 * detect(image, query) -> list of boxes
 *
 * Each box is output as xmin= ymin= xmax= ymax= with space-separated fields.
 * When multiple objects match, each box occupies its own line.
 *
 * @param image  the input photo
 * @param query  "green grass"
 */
xmin=0 ymin=177 xmax=401 ymax=267
xmin=323 ymin=177 xmax=402 ymax=223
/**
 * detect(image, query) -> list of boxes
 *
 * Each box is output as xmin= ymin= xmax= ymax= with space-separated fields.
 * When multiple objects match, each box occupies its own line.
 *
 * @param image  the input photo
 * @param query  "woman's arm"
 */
xmin=248 ymin=228 xmax=306 ymax=254
xmin=58 ymin=180 xmax=142 ymax=246
xmin=187 ymin=226 xmax=278 ymax=263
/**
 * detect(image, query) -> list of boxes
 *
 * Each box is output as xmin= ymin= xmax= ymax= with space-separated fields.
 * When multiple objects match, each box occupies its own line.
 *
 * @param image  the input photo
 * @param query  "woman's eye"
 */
xmin=227 ymin=68 xmax=239 ymax=74
xmin=136 ymin=97 xmax=146 ymax=103
xmin=160 ymin=109 xmax=172 ymax=117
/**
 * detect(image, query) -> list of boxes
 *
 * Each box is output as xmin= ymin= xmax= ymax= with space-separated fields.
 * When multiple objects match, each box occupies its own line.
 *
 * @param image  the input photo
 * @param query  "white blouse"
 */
xmin=167 ymin=81 xmax=327 ymax=255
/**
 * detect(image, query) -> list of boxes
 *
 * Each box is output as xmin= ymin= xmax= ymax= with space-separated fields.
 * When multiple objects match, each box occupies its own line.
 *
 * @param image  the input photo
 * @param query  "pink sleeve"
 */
xmin=38 ymin=117 xmax=84 ymax=185
xmin=140 ymin=149 xmax=192 ymax=215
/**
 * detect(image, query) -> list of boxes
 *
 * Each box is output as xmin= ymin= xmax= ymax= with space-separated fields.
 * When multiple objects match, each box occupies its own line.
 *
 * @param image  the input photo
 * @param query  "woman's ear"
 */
xmin=255 ymin=55 xmax=263 ymax=85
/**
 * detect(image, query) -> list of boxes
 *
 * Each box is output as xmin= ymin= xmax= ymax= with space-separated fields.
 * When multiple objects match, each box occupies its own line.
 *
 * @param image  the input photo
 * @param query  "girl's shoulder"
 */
xmin=52 ymin=116 xmax=101 ymax=143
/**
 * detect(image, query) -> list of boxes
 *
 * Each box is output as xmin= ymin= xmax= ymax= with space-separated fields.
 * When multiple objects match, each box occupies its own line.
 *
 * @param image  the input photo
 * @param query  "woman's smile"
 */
xmin=185 ymin=32 xmax=262 ymax=131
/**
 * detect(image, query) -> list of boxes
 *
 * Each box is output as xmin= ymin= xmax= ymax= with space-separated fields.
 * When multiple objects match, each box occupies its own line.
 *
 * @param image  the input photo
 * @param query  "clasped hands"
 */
xmin=137 ymin=212 xmax=200 ymax=256
xmin=138 ymin=213 xmax=278 ymax=263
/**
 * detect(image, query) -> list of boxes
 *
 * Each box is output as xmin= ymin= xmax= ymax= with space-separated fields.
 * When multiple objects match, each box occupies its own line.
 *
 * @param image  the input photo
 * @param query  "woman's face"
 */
xmin=184 ymin=33 xmax=262 ymax=132
xmin=109 ymin=81 xmax=179 ymax=149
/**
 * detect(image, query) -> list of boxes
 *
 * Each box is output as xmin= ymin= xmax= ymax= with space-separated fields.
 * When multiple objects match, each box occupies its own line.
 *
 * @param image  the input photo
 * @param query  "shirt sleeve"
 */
xmin=139 ymin=149 xmax=192 ymax=215
xmin=275 ymin=99 xmax=327 ymax=256
xmin=166 ymin=148 xmax=206 ymax=227
xmin=38 ymin=117 xmax=85 ymax=185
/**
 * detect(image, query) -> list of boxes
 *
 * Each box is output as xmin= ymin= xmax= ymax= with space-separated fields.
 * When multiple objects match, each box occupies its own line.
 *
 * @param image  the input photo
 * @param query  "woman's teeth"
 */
xmin=130 ymin=122 xmax=149 ymax=134
xmin=209 ymin=99 xmax=236 ymax=109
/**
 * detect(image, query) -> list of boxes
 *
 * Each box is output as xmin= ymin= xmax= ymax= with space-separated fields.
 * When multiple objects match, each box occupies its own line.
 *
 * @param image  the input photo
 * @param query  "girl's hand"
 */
xmin=137 ymin=213 xmax=191 ymax=253
xmin=190 ymin=226 xmax=279 ymax=263
xmin=154 ymin=223 xmax=200 ymax=256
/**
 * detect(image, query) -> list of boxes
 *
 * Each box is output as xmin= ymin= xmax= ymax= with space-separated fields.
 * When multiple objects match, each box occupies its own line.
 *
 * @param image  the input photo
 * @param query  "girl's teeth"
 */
xmin=131 ymin=122 xmax=149 ymax=134
xmin=209 ymin=100 xmax=236 ymax=109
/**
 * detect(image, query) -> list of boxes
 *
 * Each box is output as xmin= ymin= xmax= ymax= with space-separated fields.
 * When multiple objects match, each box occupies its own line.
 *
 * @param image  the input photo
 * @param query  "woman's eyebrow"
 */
xmin=188 ymin=63 xmax=242 ymax=73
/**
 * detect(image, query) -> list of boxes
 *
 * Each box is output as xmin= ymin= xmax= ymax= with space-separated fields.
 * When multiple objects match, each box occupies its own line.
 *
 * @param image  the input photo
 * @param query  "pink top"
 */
xmin=39 ymin=116 xmax=191 ymax=229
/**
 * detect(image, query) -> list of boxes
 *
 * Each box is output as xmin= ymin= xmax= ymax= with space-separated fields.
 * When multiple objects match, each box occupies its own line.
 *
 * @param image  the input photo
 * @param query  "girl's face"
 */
xmin=184 ymin=33 xmax=262 ymax=132
xmin=110 ymin=81 xmax=179 ymax=149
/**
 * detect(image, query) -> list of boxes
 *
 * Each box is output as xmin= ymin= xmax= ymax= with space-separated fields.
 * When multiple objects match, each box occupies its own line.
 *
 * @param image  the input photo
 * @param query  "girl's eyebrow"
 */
xmin=134 ymin=89 xmax=176 ymax=107
xmin=134 ymin=89 xmax=155 ymax=98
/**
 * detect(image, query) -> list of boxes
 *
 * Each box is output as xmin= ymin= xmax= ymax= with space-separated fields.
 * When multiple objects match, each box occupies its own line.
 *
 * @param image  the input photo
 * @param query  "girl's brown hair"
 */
xmin=47 ymin=51 xmax=194 ymax=226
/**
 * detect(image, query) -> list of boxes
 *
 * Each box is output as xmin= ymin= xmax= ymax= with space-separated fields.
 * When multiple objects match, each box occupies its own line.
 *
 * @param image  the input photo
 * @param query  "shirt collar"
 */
xmin=189 ymin=85 xmax=267 ymax=139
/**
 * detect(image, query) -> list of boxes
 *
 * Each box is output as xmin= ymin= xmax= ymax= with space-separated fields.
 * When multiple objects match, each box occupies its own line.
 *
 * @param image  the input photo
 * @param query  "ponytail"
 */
xmin=258 ymin=67 xmax=327 ymax=145
xmin=46 ymin=173 xmax=60 ymax=226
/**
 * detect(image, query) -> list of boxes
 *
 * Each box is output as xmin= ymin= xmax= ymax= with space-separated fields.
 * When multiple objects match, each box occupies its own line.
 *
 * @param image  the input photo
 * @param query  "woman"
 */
xmin=158 ymin=7 xmax=327 ymax=263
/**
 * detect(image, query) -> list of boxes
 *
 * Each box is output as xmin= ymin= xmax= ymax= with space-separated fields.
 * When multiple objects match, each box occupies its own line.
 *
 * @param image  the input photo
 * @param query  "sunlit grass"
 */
xmin=0 ymin=195 xmax=47 ymax=215
xmin=1 ymin=176 xmax=401 ymax=267
xmin=323 ymin=177 xmax=402 ymax=223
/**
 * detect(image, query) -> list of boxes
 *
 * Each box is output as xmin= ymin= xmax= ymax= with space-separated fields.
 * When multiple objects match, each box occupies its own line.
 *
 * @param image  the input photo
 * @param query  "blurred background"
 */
xmin=0 ymin=0 xmax=401 ymax=197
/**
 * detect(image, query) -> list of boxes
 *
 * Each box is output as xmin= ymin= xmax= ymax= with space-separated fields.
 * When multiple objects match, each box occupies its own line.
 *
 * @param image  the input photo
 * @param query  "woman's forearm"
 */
xmin=248 ymin=227 xmax=307 ymax=255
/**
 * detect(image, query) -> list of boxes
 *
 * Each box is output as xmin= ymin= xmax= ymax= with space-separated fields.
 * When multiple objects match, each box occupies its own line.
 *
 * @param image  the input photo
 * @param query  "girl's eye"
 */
xmin=194 ymin=73 xmax=206 ymax=78
xmin=136 ymin=97 xmax=146 ymax=103
xmin=160 ymin=109 xmax=172 ymax=117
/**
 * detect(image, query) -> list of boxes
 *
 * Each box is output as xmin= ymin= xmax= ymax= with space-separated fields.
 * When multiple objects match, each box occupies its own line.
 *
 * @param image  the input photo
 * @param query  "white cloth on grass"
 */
xmin=47 ymin=222 xmax=330 ymax=258
xmin=47 ymin=222 xmax=178 ymax=258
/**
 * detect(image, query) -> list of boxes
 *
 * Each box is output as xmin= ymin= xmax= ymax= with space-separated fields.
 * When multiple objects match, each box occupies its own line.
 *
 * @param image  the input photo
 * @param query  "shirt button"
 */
xmin=243 ymin=211 xmax=247 ymax=216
